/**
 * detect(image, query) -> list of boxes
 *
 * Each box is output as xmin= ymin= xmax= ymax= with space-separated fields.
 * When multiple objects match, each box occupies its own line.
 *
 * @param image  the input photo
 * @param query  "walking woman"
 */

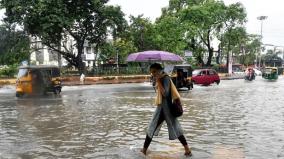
xmin=141 ymin=63 xmax=192 ymax=156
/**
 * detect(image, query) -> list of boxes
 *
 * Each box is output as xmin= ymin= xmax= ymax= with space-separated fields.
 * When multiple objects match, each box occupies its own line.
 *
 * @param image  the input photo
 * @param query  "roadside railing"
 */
xmin=61 ymin=66 xmax=149 ymax=76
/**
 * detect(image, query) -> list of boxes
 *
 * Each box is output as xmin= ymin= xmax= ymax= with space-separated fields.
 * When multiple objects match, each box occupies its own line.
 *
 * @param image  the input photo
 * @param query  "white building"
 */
xmin=29 ymin=36 xmax=98 ymax=68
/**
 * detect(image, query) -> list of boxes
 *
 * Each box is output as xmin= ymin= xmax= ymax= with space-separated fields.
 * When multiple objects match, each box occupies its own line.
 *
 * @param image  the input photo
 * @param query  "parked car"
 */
xmin=191 ymin=69 xmax=220 ymax=86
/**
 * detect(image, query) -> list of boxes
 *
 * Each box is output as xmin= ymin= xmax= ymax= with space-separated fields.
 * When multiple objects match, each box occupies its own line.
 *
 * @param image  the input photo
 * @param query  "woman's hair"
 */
xmin=150 ymin=63 xmax=163 ymax=70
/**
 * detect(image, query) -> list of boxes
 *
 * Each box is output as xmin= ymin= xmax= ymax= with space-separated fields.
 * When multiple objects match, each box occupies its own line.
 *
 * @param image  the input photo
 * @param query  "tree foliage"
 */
xmin=0 ymin=0 xmax=263 ymax=70
xmin=0 ymin=24 xmax=30 ymax=65
xmin=262 ymin=49 xmax=283 ymax=67
xmin=99 ymin=39 xmax=137 ymax=64
xmin=242 ymin=35 xmax=262 ymax=65
xmin=1 ymin=0 xmax=126 ymax=73
xmin=180 ymin=1 xmax=247 ymax=66
xmin=127 ymin=15 xmax=157 ymax=52
xmin=153 ymin=14 xmax=187 ymax=55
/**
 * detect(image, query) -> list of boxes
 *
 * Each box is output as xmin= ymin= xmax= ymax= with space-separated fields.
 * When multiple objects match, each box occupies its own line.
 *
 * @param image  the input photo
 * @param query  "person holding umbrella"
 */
xmin=141 ymin=63 xmax=192 ymax=156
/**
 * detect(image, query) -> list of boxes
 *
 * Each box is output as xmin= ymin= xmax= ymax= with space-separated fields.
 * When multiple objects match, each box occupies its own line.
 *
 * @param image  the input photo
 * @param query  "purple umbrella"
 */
xmin=126 ymin=50 xmax=183 ymax=62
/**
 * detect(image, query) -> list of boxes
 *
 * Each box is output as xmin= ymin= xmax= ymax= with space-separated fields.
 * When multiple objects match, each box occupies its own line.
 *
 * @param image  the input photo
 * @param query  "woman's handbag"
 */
xmin=171 ymin=98 xmax=183 ymax=117
xmin=169 ymin=79 xmax=183 ymax=117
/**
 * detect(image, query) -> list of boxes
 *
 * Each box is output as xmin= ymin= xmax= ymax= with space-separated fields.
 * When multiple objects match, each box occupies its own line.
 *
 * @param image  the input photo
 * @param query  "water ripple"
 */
xmin=0 ymin=80 xmax=284 ymax=158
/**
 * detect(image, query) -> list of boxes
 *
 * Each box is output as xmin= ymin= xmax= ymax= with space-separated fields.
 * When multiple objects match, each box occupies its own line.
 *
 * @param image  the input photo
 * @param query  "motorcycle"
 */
xmin=244 ymin=68 xmax=255 ymax=81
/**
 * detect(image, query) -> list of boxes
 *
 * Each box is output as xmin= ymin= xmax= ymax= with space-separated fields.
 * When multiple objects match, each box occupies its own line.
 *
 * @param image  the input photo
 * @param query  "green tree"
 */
xmin=262 ymin=49 xmax=282 ymax=67
xmin=154 ymin=15 xmax=187 ymax=55
xmin=128 ymin=15 xmax=157 ymax=51
xmin=114 ymin=39 xmax=137 ymax=63
xmin=99 ymin=39 xmax=137 ymax=64
xmin=167 ymin=0 xmax=207 ymax=13
xmin=1 ymin=0 xmax=126 ymax=73
xmin=157 ymin=0 xmax=207 ymax=64
xmin=0 ymin=24 xmax=30 ymax=65
xmin=242 ymin=35 xmax=261 ymax=65
xmin=181 ymin=1 xmax=246 ymax=66
xmin=221 ymin=27 xmax=247 ymax=66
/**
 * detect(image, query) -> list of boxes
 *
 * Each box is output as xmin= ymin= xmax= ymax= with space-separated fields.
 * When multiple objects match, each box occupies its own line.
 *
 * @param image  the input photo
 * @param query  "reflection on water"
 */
xmin=0 ymin=79 xmax=284 ymax=158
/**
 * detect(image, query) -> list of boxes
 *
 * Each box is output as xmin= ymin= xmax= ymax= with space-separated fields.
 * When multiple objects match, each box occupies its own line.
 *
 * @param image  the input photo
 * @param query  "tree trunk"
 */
xmin=189 ymin=38 xmax=204 ymax=66
xmin=216 ymin=44 xmax=221 ymax=64
xmin=93 ymin=45 xmax=99 ymax=67
xmin=226 ymin=41 xmax=231 ymax=73
xmin=76 ymin=43 xmax=85 ymax=75
xmin=206 ymin=47 xmax=213 ymax=66
xmin=205 ymin=32 xmax=213 ymax=66
xmin=196 ymin=55 xmax=204 ymax=67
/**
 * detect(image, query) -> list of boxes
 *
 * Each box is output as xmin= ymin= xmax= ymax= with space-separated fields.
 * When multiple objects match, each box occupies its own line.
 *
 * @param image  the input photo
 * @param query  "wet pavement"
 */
xmin=0 ymin=77 xmax=284 ymax=159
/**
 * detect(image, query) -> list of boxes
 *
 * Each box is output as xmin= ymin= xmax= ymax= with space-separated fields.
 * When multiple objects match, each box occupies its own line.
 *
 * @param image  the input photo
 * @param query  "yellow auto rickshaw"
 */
xmin=170 ymin=64 xmax=193 ymax=90
xmin=16 ymin=65 xmax=62 ymax=97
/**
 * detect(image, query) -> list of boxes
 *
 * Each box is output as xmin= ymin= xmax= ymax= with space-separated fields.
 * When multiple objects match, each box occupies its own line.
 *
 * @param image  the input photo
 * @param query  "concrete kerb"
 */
xmin=0 ymin=73 xmax=245 ymax=86
xmin=60 ymin=75 xmax=151 ymax=86
xmin=0 ymin=79 xmax=16 ymax=86
xmin=219 ymin=73 xmax=245 ymax=80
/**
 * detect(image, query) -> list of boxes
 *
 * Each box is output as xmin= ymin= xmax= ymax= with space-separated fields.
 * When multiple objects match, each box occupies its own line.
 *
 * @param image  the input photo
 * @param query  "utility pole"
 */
xmin=257 ymin=16 xmax=268 ymax=68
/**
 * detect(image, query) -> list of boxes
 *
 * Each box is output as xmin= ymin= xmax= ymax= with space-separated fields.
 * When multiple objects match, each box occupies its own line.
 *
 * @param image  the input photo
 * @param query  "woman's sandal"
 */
xmin=184 ymin=148 xmax=192 ymax=157
xmin=140 ymin=148 xmax=147 ymax=155
xmin=185 ymin=151 xmax=192 ymax=157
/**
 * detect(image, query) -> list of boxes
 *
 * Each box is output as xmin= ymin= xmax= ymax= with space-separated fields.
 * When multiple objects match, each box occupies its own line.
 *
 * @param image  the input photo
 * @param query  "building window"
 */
xmin=87 ymin=47 xmax=92 ymax=54
xmin=49 ymin=49 xmax=58 ymax=62
xmin=36 ymin=50 xmax=44 ymax=64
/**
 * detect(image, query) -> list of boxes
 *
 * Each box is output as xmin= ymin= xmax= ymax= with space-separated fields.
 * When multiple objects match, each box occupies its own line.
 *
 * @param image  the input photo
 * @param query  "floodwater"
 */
xmin=0 ymin=77 xmax=284 ymax=159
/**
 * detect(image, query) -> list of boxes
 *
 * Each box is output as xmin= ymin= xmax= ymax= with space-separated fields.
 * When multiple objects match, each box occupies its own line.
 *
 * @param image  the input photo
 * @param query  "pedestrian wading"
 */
xmin=141 ymin=63 xmax=192 ymax=156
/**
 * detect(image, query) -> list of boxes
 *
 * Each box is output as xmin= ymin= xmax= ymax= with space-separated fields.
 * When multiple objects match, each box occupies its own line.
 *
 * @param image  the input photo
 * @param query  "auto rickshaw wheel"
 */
xmin=16 ymin=92 xmax=23 ymax=97
xmin=42 ymin=91 xmax=48 ymax=95
xmin=215 ymin=80 xmax=220 ymax=85
xmin=54 ymin=88 xmax=61 ymax=95
xmin=187 ymin=83 xmax=193 ymax=90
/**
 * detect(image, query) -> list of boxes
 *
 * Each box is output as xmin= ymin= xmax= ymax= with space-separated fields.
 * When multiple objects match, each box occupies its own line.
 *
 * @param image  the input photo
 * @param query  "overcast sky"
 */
xmin=1 ymin=0 xmax=283 ymax=48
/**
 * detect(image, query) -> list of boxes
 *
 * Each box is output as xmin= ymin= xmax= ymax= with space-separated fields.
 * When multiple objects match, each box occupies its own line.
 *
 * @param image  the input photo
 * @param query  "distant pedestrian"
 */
xmin=141 ymin=63 xmax=192 ymax=156
xmin=80 ymin=73 xmax=85 ymax=84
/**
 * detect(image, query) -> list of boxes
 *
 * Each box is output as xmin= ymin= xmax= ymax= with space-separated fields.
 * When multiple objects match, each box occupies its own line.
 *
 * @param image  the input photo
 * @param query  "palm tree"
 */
xmin=262 ymin=50 xmax=282 ymax=67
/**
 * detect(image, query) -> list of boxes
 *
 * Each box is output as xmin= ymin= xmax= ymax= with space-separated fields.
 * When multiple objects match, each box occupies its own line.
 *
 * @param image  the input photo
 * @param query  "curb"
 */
xmin=0 ymin=74 xmax=248 ymax=86
xmin=0 ymin=75 xmax=151 ymax=86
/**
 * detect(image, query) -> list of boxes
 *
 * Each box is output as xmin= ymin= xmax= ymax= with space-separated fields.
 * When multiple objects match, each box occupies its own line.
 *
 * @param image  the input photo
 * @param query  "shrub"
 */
xmin=212 ymin=64 xmax=220 ymax=71
xmin=0 ymin=65 xmax=18 ymax=78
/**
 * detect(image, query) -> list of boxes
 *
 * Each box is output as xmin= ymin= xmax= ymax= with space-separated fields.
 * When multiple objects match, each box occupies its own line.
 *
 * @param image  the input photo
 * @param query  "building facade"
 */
xmin=29 ymin=36 xmax=98 ymax=68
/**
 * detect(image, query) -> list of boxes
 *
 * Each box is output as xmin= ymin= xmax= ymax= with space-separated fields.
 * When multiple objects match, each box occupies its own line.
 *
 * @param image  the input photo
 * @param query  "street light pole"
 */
xmin=257 ymin=16 xmax=268 ymax=68
xmin=116 ymin=49 xmax=119 ymax=74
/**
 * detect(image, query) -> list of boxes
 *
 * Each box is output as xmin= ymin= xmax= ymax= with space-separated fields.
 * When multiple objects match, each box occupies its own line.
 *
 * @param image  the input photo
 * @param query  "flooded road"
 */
xmin=0 ymin=77 xmax=284 ymax=159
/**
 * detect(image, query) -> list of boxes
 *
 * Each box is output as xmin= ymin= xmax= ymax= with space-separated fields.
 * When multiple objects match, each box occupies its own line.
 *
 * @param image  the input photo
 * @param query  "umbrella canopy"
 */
xmin=126 ymin=50 xmax=183 ymax=62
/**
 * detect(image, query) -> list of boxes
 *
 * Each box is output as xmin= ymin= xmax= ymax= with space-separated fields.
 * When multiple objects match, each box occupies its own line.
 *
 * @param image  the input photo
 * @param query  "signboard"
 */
xmin=85 ymin=53 xmax=95 ymax=61
xmin=81 ymin=53 xmax=95 ymax=61
xmin=184 ymin=50 xmax=193 ymax=57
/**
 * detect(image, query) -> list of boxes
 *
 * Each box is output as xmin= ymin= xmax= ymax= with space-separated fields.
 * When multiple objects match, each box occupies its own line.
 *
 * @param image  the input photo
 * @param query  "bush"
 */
xmin=212 ymin=64 xmax=220 ymax=70
xmin=0 ymin=65 xmax=18 ymax=78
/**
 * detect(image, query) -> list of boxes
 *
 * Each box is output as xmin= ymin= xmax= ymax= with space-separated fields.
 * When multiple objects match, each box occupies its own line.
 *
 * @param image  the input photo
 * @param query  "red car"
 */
xmin=191 ymin=69 xmax=220 ymax=86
